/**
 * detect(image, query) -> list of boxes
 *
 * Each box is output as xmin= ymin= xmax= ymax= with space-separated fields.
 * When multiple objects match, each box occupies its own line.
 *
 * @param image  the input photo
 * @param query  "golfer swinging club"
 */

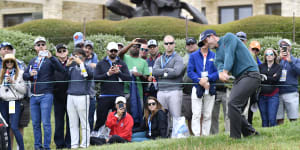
xmin=198 ymin=29 xmax=260 ymax=139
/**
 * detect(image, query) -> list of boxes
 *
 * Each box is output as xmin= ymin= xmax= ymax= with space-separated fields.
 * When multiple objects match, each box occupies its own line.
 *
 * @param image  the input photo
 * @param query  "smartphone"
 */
xmin=137 ymin=38 xmax=147 ymax=44
xmin=119 ymin=103 xmax=124 ymax=109
xmin=39 ymin=51 xmax=49 ymax=57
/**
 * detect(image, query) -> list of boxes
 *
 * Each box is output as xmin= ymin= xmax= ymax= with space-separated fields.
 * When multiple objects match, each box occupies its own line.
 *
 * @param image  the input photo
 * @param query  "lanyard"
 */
xmin=148 ymin=114 xmax=152 ymax=136
xmin=35 ymin=57 xmax=45 ymax=71
xmin=160 ymin=52 xmax=176 ymax=69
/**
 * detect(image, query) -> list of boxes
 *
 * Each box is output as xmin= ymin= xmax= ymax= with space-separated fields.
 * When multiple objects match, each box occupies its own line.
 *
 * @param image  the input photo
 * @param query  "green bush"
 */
xmin=7 ymin=15 xmax=300 ymax=45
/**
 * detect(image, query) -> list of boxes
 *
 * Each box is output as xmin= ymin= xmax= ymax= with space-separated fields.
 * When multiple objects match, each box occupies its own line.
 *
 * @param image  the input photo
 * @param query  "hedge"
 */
xmin=7 ymin=15 xmax=300 ymax=45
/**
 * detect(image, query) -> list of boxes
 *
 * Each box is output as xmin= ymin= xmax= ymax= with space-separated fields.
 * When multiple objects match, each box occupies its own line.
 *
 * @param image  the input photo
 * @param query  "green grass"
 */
xmin=21 ymin=107 xmax=300 ymax=150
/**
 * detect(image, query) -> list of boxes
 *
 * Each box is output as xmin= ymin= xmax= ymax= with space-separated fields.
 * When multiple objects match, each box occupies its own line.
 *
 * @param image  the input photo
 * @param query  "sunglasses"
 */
xmin=148 ymin=46 xmax=157 ymax=49
xmin=36 ymin=43 xmax=45 ymax=47
xmin=57 ymin=49 xmax=67 ymax=53
xmin=141 ymin=48 xmax=149 ymax=52
xmin=148 ymin=102 xmax=156 ymax=106
xmin=164 ymin=42 xmax=174 ymax=45
xmin=251 ymin=48 xmax=259 ymax=52
xmin=5 ymin=60 xmax=14 ymax=64
xmin=186 ymin=42 xmax=196 ymax=46
xmin=265 ymin=53 xmax=274 ymax=56
xmin=110 ymin=49 xmax=118 ymax=53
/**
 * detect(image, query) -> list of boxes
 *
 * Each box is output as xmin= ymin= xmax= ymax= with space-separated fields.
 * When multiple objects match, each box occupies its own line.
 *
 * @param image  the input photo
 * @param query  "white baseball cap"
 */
xmin=107 ymin=42 xmax=118 ymax=51
xmin=115 ymin=96 xmax=126 ymax=104
xmin=34 ymin=37 xmax=46 ymax=45
xmin=278 ymin=39 xmax=292 ymax=46
xmin=147 ymin=39 xmax=158 ymax=47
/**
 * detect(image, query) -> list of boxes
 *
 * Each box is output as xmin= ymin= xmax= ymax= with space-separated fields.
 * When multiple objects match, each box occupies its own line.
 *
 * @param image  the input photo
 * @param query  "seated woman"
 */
xmin=258 ymin=48 xmax=282 ymax=127
xmin=132 ymin=96 xmax=168 ymax=142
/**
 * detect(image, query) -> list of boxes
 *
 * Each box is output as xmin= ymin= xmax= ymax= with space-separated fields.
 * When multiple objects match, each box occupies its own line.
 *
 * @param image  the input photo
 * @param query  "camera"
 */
xmin=119 ymin=103 xmax=124 ymax=109
xmin=282 ymin=46 xmax=288 ymax=52
xmin=38 ymin=51 xmax=49 ymax=57
xmin=136 ymin=38 xmax=147 ymax=44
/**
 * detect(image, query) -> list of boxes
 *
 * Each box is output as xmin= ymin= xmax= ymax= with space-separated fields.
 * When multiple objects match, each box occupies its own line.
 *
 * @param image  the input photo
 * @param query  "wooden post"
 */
xmin=185 ymin=15 xmax=188 ymax=39
xmin=293 ymin=12 xmax=295 ymax=43
xmin=83 ymin=17 xmax=86 ymax=41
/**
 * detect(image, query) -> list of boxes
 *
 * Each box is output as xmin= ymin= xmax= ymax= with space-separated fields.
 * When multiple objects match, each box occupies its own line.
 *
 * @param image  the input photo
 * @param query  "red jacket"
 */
xmin=106 ymin=111 xmax=134 ymax=141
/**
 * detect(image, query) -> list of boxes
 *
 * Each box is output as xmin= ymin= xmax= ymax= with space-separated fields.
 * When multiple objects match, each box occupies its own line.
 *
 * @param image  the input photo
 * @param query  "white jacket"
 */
xmin=0 ymin=70 xmax=27 ymax=101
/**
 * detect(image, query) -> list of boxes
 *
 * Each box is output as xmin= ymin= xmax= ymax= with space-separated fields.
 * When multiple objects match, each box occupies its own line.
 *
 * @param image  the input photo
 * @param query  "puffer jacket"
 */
xmin=0 ymin=70 xmax=27 ymax=101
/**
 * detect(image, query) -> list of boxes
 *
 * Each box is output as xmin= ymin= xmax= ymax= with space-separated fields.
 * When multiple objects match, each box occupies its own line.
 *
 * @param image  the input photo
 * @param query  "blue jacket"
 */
xmin=130 ymin=76 xmax=143 ymax=125
xmin=23 ymin=56 xmax=65 ymax=94
xmin=279 ymin=55 xmax=300 ymax=94
xmin=67 ymin=63 xmax=93 ymax=95
xmin=187 ymin=49 xmax=219 ymax=96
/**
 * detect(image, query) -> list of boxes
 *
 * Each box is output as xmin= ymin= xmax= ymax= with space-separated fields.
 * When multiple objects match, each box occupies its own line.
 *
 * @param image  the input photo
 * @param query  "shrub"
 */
xmin=7 ymin=15 xmax=300 ymax=44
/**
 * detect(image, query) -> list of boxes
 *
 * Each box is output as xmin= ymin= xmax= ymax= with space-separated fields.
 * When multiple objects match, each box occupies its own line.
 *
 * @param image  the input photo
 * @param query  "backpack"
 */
xmin=0 ymin=113 xmax=8 ymax=150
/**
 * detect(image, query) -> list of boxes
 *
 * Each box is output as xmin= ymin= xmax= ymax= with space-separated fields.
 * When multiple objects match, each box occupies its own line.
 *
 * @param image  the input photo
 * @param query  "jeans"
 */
xmin=0 ymin=100 xmax=24 ymax=150
xmin=258 ymin=93 xmax=279 ymax=127
xmin=89 ymin=96 xmax=96 ymax=131
xmin=131 ymin=132 xmax=150 ymax=142
xmin=30 ymin=93 xmax=53 ymax=150
xmin=53 ymin=92 xmax=71 ymax=148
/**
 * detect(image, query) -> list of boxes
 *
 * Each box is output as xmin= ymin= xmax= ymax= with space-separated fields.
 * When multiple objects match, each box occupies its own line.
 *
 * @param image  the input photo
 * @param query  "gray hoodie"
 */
xmin=153 ymin=52 xmax=184 ymax=91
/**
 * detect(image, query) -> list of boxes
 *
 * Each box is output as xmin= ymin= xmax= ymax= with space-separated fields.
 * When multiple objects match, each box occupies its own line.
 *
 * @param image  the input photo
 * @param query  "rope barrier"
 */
xmin=6 ymin=79 xmax=298 ymax=87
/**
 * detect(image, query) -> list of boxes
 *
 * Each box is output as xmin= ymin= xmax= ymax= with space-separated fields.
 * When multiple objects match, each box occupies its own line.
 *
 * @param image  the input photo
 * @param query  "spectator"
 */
xmin=66 ymin=48 xmax=93 ymax=148
xmin=23 ymin=37 xmax=65 ymax=149
xmin=0 ymin=54 xmax=27 ymax=150
xmin=145 ymin=39 xmax=160 ymax=99
xmin=210 ymin=80 xmax=230 ymax=134
xmin=94 ymin=42 xmax=131 ymax=131
xmin=73 ymin=32 xmax=84 ymax=48
xmin=207 ymin=30 xmax=260 ymax=139
xmin=276 ymin=39 xmax=300 ymax=124
xmin=117 ymin=43 xmax=124 ymax=51
xmin=140 ymin=43 xmax=149 ymax=60
xmin=0 ymin=42 xmax=28 ymax=150
xmin=106 ymin=96 xmax=134 ymax=143
xmin=153 ymin=35 xmax=184 ymax=135
xmin=258 ymin=48 xmax=282 ymax=127
xmin=188 ymin=35 xmax=218 ymax=136
xmin=246 ymin=41 xmax=262 ymax=124
xmin=118 ymin=38 xmax=150 ymax=122
xmin=132 ymin=96 xmax=168 ymax=142
xmin=236 ymin=31 xmax=247 ymax=45
xmin=182 ymin=37 xmax=198 ymax=135
xmin=83 ymin=40 xmax=98 ymax=131
xmin=53 ymin=44 xmax=71 ymax=149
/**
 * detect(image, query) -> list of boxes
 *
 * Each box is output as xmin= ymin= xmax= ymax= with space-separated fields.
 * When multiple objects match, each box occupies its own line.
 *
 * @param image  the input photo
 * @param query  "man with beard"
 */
xmin=200 ymin=29 xmax=260 ymax=139
xmin=118 ymin=38 xmax=150 ymax=108
xmin=94 ymin=42 xmax=131 ymax=131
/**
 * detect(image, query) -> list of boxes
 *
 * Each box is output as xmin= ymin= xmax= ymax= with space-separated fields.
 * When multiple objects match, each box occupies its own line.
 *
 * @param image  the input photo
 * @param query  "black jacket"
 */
xmin=133 ymin=109 xmax=168 ymax=139
xmin=259 ymin=63 xmax=282 ymax=94
xmin=94 ymin=57 xmax=131 ymax=95
xmin=53 ymin=58 xmax=68 ymax=95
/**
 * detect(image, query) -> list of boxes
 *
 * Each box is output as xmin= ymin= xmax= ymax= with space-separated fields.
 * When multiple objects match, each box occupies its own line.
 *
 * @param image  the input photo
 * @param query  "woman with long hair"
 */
xmin=0 ymin=54 xmax=27 ymax=150
xmin=258 ymin=48 xmax=282 ymax=127
xmin=132 ymin=96 xmax=168 ymax=142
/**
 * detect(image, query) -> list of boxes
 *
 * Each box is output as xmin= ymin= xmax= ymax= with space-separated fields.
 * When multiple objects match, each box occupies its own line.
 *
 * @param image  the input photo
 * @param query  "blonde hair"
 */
xmin=0 ymin=58 xmax=19 ymax=84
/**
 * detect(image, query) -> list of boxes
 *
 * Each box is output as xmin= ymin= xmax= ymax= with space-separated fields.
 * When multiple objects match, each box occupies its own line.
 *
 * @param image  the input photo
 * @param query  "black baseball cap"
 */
xmin=186 ymin=37 xmax=197 ymax=45
xmin=198 ymin=29 xmax=217 ymax=47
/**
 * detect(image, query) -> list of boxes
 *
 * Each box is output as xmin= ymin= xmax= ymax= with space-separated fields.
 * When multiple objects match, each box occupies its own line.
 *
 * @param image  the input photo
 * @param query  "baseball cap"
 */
xmin=186 ymin=37 xmax=197 ymax=45
xmin=249 ymin=41 xmax=261 ymax=50
xmin=0 ymin=42 xmax=14 ymax=49
xmin=147 ymin=39 xmax=158 ymax=47
xmin=117 ymin=43 xmax=124 ymax=47
xmin=278 ymin=39 xmax=292 ymax=47
xmin=84 ymin=40 xmax=94 ymax=49
xmin=56 ymin=43 xmax=68 ymax=51
xmin=115 ymin=96 xmax=126 ymax=104
xmin=73 ymin=32 xmax=84 ymax=47
xmin=236 ymin=31 xmax=247 ymax=41
xmin=198 ymin=29 xmax=217 ymax=47
xmin=107 ymin=42 xmax=118 ymax=51
xmin=34 ymin=37 xmax=46 ymax=45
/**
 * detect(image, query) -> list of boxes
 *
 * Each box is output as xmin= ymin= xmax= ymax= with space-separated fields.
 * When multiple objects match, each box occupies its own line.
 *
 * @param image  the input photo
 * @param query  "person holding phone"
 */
xmin=105 ymin=96 xmax=134 ymax=144
xmin=276 ymin=39 xmax=300 ymax=125
xmin=23 ymin=37 xmax=65 ymax=150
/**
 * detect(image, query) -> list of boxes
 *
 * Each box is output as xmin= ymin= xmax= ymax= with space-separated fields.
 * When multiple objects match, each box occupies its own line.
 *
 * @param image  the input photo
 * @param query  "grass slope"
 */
xmin=21 ymin=109 xmax=300 ymax=150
